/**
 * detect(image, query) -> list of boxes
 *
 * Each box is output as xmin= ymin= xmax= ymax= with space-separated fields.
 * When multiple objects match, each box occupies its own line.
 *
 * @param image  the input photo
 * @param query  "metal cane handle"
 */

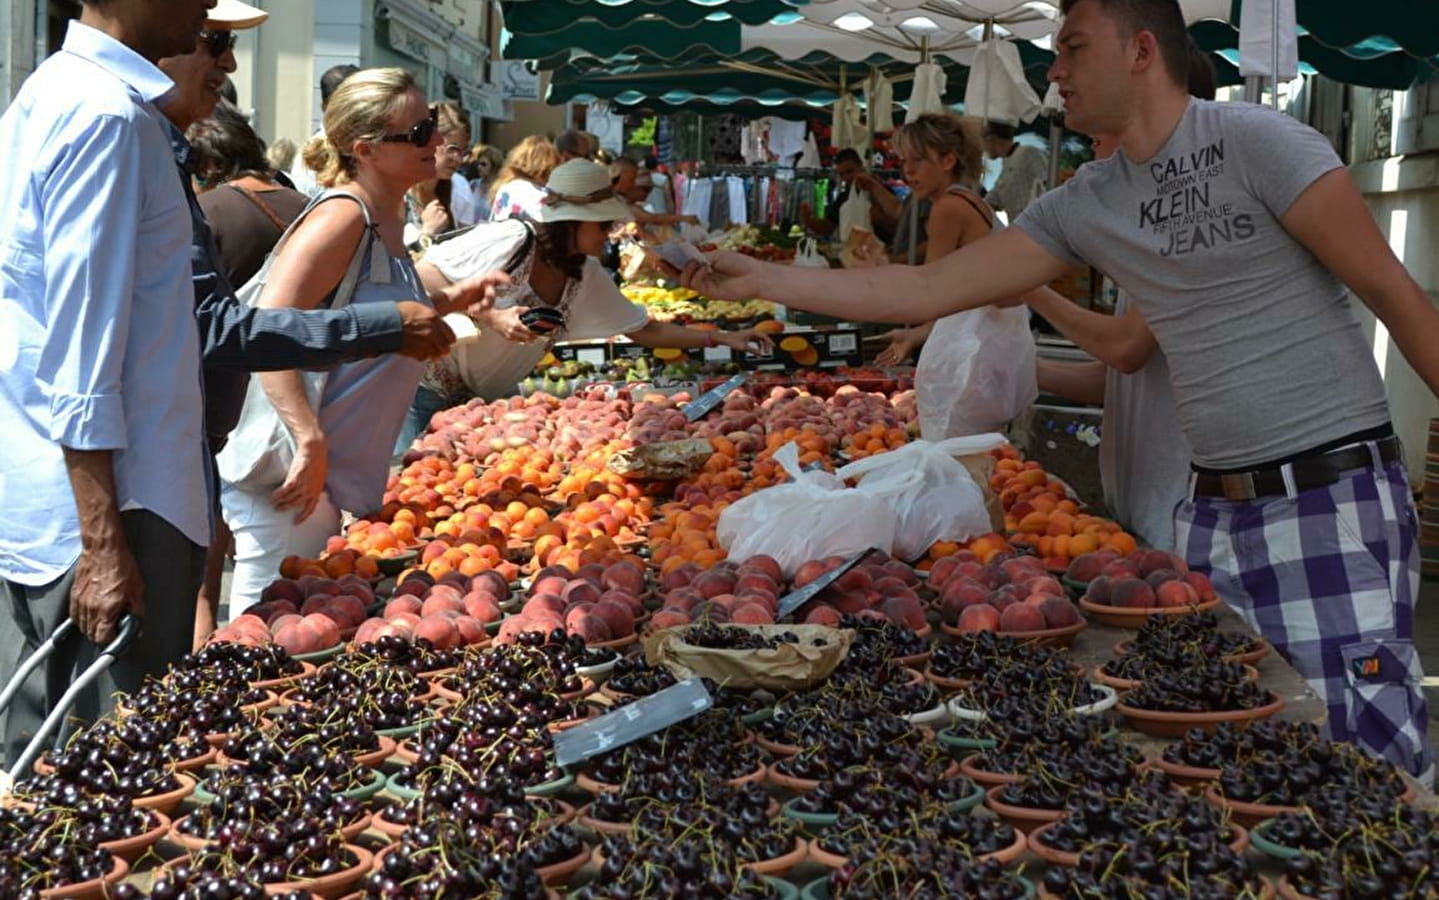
xmin=6 ymin=615 xmax=141 ymax=784
xmin=0 ymin=619 xmax=75 ymax=717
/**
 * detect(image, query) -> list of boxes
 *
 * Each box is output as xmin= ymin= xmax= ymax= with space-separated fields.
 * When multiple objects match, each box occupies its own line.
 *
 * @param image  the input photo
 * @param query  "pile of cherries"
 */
xmin=631 ymin=782 xmax=800 ymax=863
xmin=285 ymin=659 xmax=429 ymax=731
xmin=589 ymin=710 xmax=761 ymax=785
xmin=1043 ymin=827 xmax=1268 ymax=900
xmin=680 ymin=622 xmax=811 ymax=650
xmin=607 ymin=656 xmax=680 ymax=697
xmin=816 ymin=804 xmax=1018 ymax=862
xmin=173 ymin=641 xmax=304 ymax=684
xmin=1033 ymin=775 xmax=1239 ymax=856
xmin=393 ymin=720 xmax=563 ymax=795
xmin=1122 ymin=661 xmax=1270 ymax=713
xmin=841 ymin=614 xmax=929 ymax=661
xmin=1281 ymin=806 xmax=1438 ymax=900
xmin=37 ymin=719 xmax=183 ymax=799
xmin=348 ymin=633 xmax=459 ymax=674
xmin=363 ymin=843 xmax=548 ymax=900
xmin=0 ymin=806 xmax=115 ymax=898
xmin=217 ymin=730 xmax=373 ymax=794
xmin=575 ymin=835 xmax=788 ymax=900
xmin=965 ymin=713 xmax=1121 ymax=776
xmin=789 ymin=765 xmax=979 ymax=818
xmin=1103 ymin=612 xmax=1261 ymax=682
xmin=113 ymin=872 xmax=313 ymax=900
xmin=828 ymin=853 xmax=1030 ymax=900
xmin=926 ymin=632 xmax=1058 ymax=683
xmin=991 ymin=740 xmax=1147 ymax=811
xmin=180 ymin=770 xmax=366 ymax=844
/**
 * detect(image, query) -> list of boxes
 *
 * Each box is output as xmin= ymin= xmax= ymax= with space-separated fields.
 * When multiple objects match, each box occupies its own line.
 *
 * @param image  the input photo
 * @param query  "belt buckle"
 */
xmin=1220 ymin=472 xmax=1257 ymax=501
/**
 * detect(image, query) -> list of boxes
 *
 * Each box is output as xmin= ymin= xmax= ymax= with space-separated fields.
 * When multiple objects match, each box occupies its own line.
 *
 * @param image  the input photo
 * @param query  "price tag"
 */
xmin=577 ymin=347 xmax=607 ymax=366
xmin=775 ymin=548 xmax=877 ymax=620
xmin=702 ymin=346 xmax=732 ymax=363
xmin=553 ymin=678 xmax=713 ymax=768
xmin=682 ymin=372 xmax=748 ymax=422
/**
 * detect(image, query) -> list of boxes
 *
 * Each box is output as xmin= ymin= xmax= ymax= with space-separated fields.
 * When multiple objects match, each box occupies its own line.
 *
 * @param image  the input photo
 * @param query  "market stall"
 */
xmin=1 ymin=371 xmax=1433 ymax=900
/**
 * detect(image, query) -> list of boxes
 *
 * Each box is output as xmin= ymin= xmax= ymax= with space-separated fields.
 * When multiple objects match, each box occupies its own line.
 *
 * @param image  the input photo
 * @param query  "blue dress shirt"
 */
xmin=0 ymin=22 xmax=211 ymax=585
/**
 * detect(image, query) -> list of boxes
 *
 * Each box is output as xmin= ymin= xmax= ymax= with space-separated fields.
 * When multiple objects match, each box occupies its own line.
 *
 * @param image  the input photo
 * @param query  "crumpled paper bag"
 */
xmin=644 ymin=624 xmax=854 ymax=691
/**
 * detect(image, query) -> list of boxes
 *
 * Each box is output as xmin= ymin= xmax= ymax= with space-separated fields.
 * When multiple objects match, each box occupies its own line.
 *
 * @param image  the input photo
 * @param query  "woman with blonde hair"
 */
xmin=403 ymin=101 xmax=473 ymax=249
xmin=874 ymin=113 xmax=997 ymax=365
xmin=218 ymin=68 xmax=503 ymax=612
xmin=489 ymin=134 xmax=562 ymax=222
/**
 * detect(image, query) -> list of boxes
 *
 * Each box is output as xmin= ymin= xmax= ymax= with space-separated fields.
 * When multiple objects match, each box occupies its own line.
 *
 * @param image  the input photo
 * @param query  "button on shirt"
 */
xmin=0 ymin=22 xmax=210 ymax=585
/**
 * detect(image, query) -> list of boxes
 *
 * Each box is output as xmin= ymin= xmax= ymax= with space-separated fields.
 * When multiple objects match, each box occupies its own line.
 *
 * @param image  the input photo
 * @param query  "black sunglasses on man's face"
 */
xmin=378 ymin=109 xmax=439 ymax=147
xmin=200 ymin=29 xmax=236 ymax=57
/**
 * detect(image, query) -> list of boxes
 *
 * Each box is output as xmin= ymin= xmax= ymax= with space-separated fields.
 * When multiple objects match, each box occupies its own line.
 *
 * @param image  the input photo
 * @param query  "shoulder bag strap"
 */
xmin=240 ymin=189 xmax=382 ymax=312
xmin=948 ymin=186 xmax=995 ymax=230
xmin=226 ymin=183 xmax=291 ymax=232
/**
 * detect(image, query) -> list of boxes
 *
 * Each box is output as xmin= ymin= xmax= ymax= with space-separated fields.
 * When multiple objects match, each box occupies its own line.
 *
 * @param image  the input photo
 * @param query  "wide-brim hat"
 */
xmin=535 ymin=159 xmax=632 ymax=223
xmin=208 ymin=0 xmax=269 ymax=29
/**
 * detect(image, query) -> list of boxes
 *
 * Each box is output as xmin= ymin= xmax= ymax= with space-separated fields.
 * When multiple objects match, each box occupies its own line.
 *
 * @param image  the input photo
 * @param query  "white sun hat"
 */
xmin=535 ymin=159 xmax=633 ymax=223
xmin=208 ymin=0 xmax=269 ymax=29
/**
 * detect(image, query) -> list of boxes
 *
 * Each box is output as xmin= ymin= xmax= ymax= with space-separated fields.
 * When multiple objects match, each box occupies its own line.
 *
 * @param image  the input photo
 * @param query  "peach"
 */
xmin=832 ymin=590 xmax=871 ymax=615
xmin=690 ymin=601 xmax=731 ymax=623
xmin=464 ymin=592 xmax=503 ymax=624
xmin=693 ymin=570 xmax=738 ymax=600
xmin=1065 ymin=552 xmax=1115 ymax=584
xmin=304 ymin=612 xmax=342 ymax=647
xmin=989 ymin=583 xmax=1029 ymax=611
xmin=534 ymin=564 xmax=576 ymax=582
xmin=523 ymin=594 xmax=566 ymax=617
xmin=649 ymin=608 xmax=691 ymax=630
xmin=741 ymin=555 xmax=784 ymax=583
xmin=273 ymin=620 xmax=320 ymax=655
xmin=529 ymin=575 xmax=569 ymax=599
xmin=660 ymin=563 xmax=702 ymax=593
xmin=882 ymin=594 xmax=926 ymax=630
xmin=260 ymin=580 xmax=304 ymax=607
xmin=229 ymin=613 xmax=272 ymax=636
xmin=1000 ymin=557 xmax=1045 ymax=583
xmin=1144 ymin=569 xmax=1181 ymax=589
xmin=576 ymin=563 xmax=608 ymax=588
xmin=602 ymin=561 xmax=646 ymax=596
xmin=941 ymin=578 xmax=990 ymax=610
xmin=434 ymin=572 xmax=470 ymax=593
xmin=1110 ymin=578 xmax=1156 ymax=609
xmin=1138 ymin=550 xmax=1181 ymax=577
xmin=956 ymin=604 xmax=1001 ymax=633
xmin=732 ymin=604 xmax=774 ymax=625
xmin=665 ymin=587 xmax=707 ymax=612
xmin=927 ymin=556 xmax=962 ymax=589
xmin=353 ymin=617 xmax=388 ymax=646
xmin=835 ymin=568 xmax=873 ymax=593
xmin=999 ymin=603 xmax=1046 ymax=633
xmin=387 ymin=611 xmax=421 ymax=630
xmin=562 ymin=580 xmax=603 ymax=607
xmin=1155 ymin=580 xmax=1200 ymax=609
xmin=882 ymin=560 xmax=919 ymax=586
xmin=792 ymin=560 xmax=829 ymax=589
xmin=592 ymin=601 xmax=636 ymax=637
xmin=494 ymin=617 xmax=532 ymax=645
xmin=415 ymin=615 xmax=460 ymax=650
xmin=1085 ymin=575 xmax=1113 ymax=605
xmin=1102 ymin=560 xmax=1140 ymax=579
xmin=567 ymin=612 xmax=612 ymax=644
xmin=804 ymin=605 xmax=843 ymax=627
xmin=1041 ymin=597 xmax=1082 ymax=628
xmin=1183 ymin=571 xmax=1217 ymax=602
xmin=327 ymin=594 xmax=368 ymax=627
xmin=268 ymin=613 xmax=303 ymax=633
xmin=737 ymin=590 xmax=778 ymax=615
xmin=421 ymin=594 xmax=465 ymax=619
xmin=1024 ymin=576 xmax=1066 ymax=598
xmin=393 ymin=579 xmax=428 ymax=600
xmin=453 ymin=615 xmax=488 ymax=646
xmin=471 ymin=570 xmax=511 ymax=600
xmin=735 ymin=573 xmax=780 ymax=596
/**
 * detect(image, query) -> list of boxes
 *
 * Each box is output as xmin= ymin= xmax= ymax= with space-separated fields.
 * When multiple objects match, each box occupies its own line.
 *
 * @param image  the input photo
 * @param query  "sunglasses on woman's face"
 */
xmin=378 ymin=108 xmax=439 ymax=147
xmin=200 ymin=29 xmax=236 ymax=57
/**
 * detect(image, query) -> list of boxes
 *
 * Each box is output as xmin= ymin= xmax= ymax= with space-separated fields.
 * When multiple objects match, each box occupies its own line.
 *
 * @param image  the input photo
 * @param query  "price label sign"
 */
xmin=775 ymin=548 xmax=877 ymax=620
xmin=682 ymin=372 xmax=748 ymax=422
xmin=553 ymin=678 xmax=713 ymax=768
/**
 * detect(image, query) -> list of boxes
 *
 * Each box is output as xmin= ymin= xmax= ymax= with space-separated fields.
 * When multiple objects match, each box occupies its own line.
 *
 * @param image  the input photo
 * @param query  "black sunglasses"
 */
xmin=378 ymin=108 xmax=439 ymax=147
xmin=200 ymin=29 xmax=236 ymax=57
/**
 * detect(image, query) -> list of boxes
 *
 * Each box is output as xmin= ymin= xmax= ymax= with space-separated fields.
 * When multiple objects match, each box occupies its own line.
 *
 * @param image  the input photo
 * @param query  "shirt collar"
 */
xmin=62 ymin=19 xmax=175 ymax=103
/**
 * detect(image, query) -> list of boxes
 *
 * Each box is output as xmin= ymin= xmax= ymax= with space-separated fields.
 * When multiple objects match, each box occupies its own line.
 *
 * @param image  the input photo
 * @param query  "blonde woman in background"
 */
xmin=218 ymin=68 xmax=505 ymax=613
xmin=489 ymin=134 xmax=562 ymax=222
xmin=403 ymin=101 xmax=473 ymax=250
xmin=874 ymin=114 xmax=1000 ymax=365
xmin=265 ymin=136 xmax=298 ymax=176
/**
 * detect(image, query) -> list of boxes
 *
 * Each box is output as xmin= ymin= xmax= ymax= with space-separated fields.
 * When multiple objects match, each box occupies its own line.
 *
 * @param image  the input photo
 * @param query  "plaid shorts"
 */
xmin=1174 ymin=449 xmax=1435 ymax=786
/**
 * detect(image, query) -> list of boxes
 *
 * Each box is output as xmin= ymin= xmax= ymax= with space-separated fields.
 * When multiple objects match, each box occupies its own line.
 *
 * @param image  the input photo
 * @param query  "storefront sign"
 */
xmin=494 ymin=60 xmax=542 ymax=101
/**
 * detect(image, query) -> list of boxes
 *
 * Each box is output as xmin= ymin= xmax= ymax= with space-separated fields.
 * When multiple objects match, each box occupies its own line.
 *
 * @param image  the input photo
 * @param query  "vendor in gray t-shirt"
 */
xmin=681 ymin=0 xmax=1437 ymax=786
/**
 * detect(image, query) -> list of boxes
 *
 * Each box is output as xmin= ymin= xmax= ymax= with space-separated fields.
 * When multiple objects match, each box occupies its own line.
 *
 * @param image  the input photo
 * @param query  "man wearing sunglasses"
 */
xmin=154 ymin=0 xmax=478 ymax=647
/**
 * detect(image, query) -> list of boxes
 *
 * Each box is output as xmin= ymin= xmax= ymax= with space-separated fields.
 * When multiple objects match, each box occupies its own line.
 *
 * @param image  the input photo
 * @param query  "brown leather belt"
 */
xmin=1192 ymin=436 xmax=1401 ymax=501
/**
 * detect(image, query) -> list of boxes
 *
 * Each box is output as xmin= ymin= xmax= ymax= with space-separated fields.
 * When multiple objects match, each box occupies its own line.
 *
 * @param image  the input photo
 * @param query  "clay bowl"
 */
xmin=984 ymin=784 xmax=1066 ymax=833
xmin=1028 ymin=820 xmax=1248 ymax=868
xmin=161 ymin=844 xmax=371 ymax=899
xmin=1077 ymin=597 xmax=1220 ymax=629
xmin=577 ymin=803 xmax=635 ymax=837
xmin=1115 ymin=690 xmax=1285 ymax=738
xmin=958 ymin=752 xmax=1024 ymax=787
xmin=169 ymin=744 xmax=219 ymax=774
xmin=752 ymin=733 xmax=804 ymax=759
xmin=1275 ymin=877 xmax=1314 ymax=900
xmin=251 ymin=661 xmax=318 ymax=692
xmin=765 ymin=761 xmax=822 ymax=794
xmin=1151 ymin=754 xmax=1222 ymax=789
xmin=98 ymin=809 xmax=169 ymax=863
xmin=744 ymin=837 xmax=809 ymax=878
xmin=1203 ymin=784 xmax=1307 ymax=829
xmin=805 ymin=825 xmax=1025 ymax=872
xmin=351 ymin=734 xmax=398 ymax=769
xmin=38 ymin=855 xmax=128 ymax=900
xmin=1092 ymin=663 xmax=1143 ymax=692
xmin=131 ymin=772 xmax=197 ymax=817
xmin=169 ymin=809 xmax=372 ymax=851
xmin=1248 ymin=817 xmax=1307 ymax=860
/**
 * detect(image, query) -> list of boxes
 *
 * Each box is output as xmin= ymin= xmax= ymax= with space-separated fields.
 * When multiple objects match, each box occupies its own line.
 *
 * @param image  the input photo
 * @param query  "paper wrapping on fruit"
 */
xmin=838 ymin=435 xmax=1008 ymax=562
xmin=839 ymin=228 xmax=886 ymax=269
xmin=643 ymin=623 xmax=854 ymax=690
xmin=606 ymin=438 xmax=715 ymax=480
xmin=716 ymin=442 xmax=898 ymax=577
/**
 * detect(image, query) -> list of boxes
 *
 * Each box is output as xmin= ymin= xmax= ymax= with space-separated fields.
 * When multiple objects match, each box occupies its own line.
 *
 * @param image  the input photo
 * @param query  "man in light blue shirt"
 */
xmin=0 ymin=0 xmax=220 ymax=765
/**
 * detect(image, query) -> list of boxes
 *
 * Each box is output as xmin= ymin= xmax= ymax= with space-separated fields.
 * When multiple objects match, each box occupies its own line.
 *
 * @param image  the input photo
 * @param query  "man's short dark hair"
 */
xmin=983 ymin=121 xmax=1017 ymax=141
xmin=555 ymin=129 xmax=589 ymax=158
xmin=319 ymin=64 xmax=360 ymax=110
xmin=833 ymin=148 xmax=863 ymax=168
xmin=1060 ymin=0 xmax=1189 ymax=88
xmin=1186 ymin=37 xmax=1217 ymax=101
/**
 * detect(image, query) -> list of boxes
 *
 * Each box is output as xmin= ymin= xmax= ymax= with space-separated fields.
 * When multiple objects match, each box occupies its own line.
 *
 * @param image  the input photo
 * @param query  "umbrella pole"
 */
xmin=1270 ymin=0 xmax=1281 ymax=110
xmin=906 ymin=36 xmax=930 ymax=266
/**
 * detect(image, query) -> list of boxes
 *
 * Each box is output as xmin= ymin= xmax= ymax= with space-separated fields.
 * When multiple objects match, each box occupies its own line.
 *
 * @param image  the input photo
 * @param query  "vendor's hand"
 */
xmin=395 ymin=301 xmax=456 ymax=360
xmin=272 ymin=436 xmax=328 ymax=524
xmin=874 ymin=328 xmax=921 ymax=367
xmin=480 ymin=305 xmax=540 ymax=343
xmin=714 ymin=329 xmax=772 ymax=355
xmin=680 ymin=251 xmax=764 ymax=302
xmin=420 ymin=199 xmax=450 ymax=236
xmin=71 ymin=539 xmax=143 ymax=646
xmin=445 ymin=271 xmax=513 ymax=318
xmin=681 ymin=214 xmax=701 ymax=226
xmin=852 ymin=173 xmax=880 ymax=193
xmin=848 ymin=235 xmax=889 ymax=269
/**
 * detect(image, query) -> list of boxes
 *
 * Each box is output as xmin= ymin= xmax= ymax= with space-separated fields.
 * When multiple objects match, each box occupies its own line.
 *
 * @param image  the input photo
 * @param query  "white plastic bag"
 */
xmin=836 ymin=188 xmax=873 ymax=243
xmin=717 ymin=443 xmax=897 ymax=577
xmin=838 ymin=435 xmax=1008 ymax=561
xmin=791 ymin=237 xmax=829 ymax=269
xmin=916 ymin=306 xmax=1037 ymax=440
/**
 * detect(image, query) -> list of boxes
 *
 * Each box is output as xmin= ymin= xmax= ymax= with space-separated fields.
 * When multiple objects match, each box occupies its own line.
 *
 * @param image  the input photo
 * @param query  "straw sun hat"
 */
xmin=207 ymin=0 xmax=269 ymax=29
xmin=535 ymin=159 xmax=633 ymax=223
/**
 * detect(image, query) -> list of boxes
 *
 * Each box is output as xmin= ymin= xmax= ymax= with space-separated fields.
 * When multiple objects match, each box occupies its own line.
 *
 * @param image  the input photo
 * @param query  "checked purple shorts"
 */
xmin=1174 ymin=450 xmax=1435 ymax=786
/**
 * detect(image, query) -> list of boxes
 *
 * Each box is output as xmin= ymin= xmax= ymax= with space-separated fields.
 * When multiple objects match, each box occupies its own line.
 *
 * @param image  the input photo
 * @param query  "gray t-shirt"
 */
xmin=1017 ymin=100 xmax=1390 ymax=470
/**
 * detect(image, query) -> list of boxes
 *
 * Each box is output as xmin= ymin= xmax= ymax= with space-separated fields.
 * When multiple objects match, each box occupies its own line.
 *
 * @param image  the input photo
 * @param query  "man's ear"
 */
xmin=1131 ymin=29 xmax=1160 ymax=75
